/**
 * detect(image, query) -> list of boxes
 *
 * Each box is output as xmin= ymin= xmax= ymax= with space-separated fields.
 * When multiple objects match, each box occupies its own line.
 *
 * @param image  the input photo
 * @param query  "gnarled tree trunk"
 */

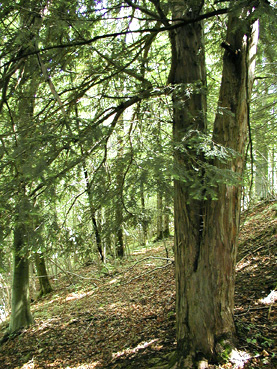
xmin=170 ymin=2 xmax=258 ymax=366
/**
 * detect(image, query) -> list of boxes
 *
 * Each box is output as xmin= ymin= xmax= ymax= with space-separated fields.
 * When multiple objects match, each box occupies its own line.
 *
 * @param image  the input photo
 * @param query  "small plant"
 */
xmin=216 ymin=339 xmax=233 ymax=363
xmin=167 ymin=311 xmax=175 ymax=320
xmin=269 ymin=203 xmax=277 ymax=217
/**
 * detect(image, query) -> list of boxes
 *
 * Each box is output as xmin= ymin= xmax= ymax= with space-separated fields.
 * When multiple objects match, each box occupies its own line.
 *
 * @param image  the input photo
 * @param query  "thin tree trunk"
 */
xmin=163 ymin=202 xmax=170 ymax=238
xmin=115 ymin=205 xmax=124 ymax=258
xmin=255 ymin=145 xmax=269 ymax=199
xmin=156 ymin=193 xmax=163 ymax=240
xmin=83 ymin=166 xmax=103 ymax=261
xmin=140 ymin=181 xmax=148 ymax=245
xmin=115 ymin=123 xmax=124 ymax=258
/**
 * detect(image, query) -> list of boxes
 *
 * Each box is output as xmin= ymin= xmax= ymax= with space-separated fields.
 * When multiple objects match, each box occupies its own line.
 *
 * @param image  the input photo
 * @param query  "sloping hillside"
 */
xmin=235 ymin=200 xmax=277 ymax=369
xmin=0 ymin=201 xmax=276 ymax=369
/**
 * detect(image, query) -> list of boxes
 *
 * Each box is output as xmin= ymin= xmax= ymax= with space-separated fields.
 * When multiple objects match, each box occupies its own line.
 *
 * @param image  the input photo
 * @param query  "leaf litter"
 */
xmin=0 ymin=201 xmax=276 ymax=369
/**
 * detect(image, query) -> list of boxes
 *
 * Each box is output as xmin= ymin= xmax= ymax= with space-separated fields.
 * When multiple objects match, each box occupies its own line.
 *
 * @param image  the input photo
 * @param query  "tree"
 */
xmin=0 ymin=1 xmax=275 ymax=361
xmin=9 ymin=197 xmax=34 ymax=333
xmin=8 ymin=34 xmax=41 ymax=333
xmin=34 ymin=252 xmax=53 ymax=297
xmin=168 ymin=1 xmax=260 ymax=366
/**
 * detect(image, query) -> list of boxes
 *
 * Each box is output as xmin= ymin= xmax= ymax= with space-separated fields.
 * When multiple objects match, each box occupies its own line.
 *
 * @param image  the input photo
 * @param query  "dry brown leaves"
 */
xmin=0 ymin=201 xmax=276 ymax=368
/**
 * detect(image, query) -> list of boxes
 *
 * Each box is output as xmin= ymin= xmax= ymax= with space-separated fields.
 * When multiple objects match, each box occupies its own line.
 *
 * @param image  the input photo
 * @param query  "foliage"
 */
xmin=0 ymin=0 xmax=276 ymax=362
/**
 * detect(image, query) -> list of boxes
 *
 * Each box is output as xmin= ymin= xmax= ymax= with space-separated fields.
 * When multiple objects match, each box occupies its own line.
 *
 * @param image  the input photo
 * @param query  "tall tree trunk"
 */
xmin=140 ymin=181 xmax=148 ymax=245
xmin=163 ymin=200 xmax=170 ymax=238
xmin=34 ymin=253 xmax=53 ymax=297
xmin=202 ymin=15 xmax=259 ymax=352
xmin=170 ymin=2 xmax=259 ymax=365
xmin=255 ymin=138 xmax=269 ymax=199
xmin=115 ymin=123 xmax=124 ymax=258
xmin=254 ymin=88 xmax=269 ymax=199
xmin=170 ymin=4 xmax=207 ymax=364
xmin=156 ymin=192 xmax=163 ymax=240
xmin=9 ymin=198 xmax=34 ymax=333
xmin=75 ymin=98 xmax=104 ymax=262
xmin=8 ymin=2 xmax=46 ymax=334
xmin=115 ymin=201 xmax=124 ymax=258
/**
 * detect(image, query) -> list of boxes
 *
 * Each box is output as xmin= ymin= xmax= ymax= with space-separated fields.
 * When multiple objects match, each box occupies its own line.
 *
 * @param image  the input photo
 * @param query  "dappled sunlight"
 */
xmin=33 ymin=295 xmax=64 ymax=311
xmin=229 ymin=349 xmax=252 ymax=368
xmin=64 ymin=362 xmax=101 ymax=369
xmin=65 ymin=291 xmax=92 ymax=302
xmin=112 ymin=339 xmax=159 ymax=360
xmin=36 ymin=318 xmax=60 ymax=332
xmin=108 ymin=301 xmax=125 ymax=309
xmin=20 ymin=359 xmax=34 ymax=368
xmin=108 ymin=277 xmax=119 ymax=285
xmin=259 ymin=290 xmax=277 ymax=305
xmin=132 ymin=246 xmax=150 ymax=255
xmin=236 ymin=259 xmax=251 ymax=271
xmin=19 ymin=359 xmax=102 ymax=369
xmin=1 ymin=224 xmax=275 ymax=369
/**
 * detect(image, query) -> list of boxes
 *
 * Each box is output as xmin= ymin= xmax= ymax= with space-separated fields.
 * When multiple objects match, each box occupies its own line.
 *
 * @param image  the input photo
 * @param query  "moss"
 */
xmin=215 ymin=338 xmax=233 ymax=363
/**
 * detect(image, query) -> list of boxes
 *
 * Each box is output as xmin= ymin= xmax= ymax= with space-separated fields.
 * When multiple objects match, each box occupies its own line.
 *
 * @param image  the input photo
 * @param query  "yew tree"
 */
xmin=167 ymin=1 xmax=260 ymax=367
xmin=1 ymin=1 xmax=275 ymax=367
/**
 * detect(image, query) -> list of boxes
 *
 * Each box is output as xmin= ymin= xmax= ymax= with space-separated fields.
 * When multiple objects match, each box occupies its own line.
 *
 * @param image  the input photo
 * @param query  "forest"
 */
xmin=0 ymin=0 xmax=276 ymax=368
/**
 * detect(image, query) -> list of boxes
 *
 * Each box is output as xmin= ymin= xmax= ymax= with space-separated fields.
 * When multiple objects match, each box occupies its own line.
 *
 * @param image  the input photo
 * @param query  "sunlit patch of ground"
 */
xmin=229 ymin=349 xmax=252 ymax=369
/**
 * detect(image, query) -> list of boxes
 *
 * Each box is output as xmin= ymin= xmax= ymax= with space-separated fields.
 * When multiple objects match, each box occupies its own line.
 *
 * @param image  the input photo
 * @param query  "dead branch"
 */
xmin=124 ymin=256 xmax=174 ymax=274
xmin=121 ymin=263 xmax=172 ymax=285
xmin=237 ymin=245 xmax=265 ymax=265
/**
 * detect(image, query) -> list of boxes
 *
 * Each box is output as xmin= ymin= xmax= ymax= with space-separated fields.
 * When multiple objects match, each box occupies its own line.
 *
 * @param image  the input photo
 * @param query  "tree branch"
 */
xmin=0 ymin=8 xmax=229 ymax=69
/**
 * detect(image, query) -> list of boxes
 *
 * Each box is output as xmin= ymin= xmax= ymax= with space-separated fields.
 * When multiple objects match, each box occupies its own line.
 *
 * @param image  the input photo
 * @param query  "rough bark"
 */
xmin=201 ymin=15 xmax=259 ymax=353
xmin=170 ymin=4 xmax=207 ymax=364
xmin=169 ymin=2 xmax=258 ymax=367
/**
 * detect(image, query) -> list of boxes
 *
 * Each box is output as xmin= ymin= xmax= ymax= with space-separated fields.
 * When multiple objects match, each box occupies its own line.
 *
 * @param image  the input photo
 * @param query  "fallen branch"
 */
xmin=235 ymin=305 xmax=275 ymax=316
xmin=237 ymin=245 xmax=265 ymax=265
xmin=48 ymin=257 xmax=100 ymax=286
xmin=121 ymin=263 xmax=172 ymax=286
xmin=124 ymin=256 xmax=174 ymax=274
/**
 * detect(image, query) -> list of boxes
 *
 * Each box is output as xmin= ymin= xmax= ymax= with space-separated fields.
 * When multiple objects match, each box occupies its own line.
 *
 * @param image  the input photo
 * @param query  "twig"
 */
xmin=48 ymin=257 xmax=100 ymax=286
xmin=235 ymin=305 xmax=275 ymax=316
xmin=121 ymin=263 xmax=172 ymax=285
xmin=237 ymin=245 xmax=265 ymax=265
xmin=64 ymin=270 xmax=100 ymax=283
xmin=124 ymin=256 xmax=174 ymax=274
xmin=48 ymin=257 xmax=72 ymax=284
xmin=36 ymin=51 xmax=66 ymax=116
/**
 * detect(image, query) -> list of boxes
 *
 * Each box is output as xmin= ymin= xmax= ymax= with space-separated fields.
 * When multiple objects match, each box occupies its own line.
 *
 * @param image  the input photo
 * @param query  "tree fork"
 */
xmin=169 ymin=1 xmax=258 ymax=367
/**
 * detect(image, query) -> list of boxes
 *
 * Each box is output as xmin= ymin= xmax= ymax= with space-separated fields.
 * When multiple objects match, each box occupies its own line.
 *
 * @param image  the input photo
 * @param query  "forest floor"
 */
xmin=0 ymin=200 xmax=276 ymax=369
